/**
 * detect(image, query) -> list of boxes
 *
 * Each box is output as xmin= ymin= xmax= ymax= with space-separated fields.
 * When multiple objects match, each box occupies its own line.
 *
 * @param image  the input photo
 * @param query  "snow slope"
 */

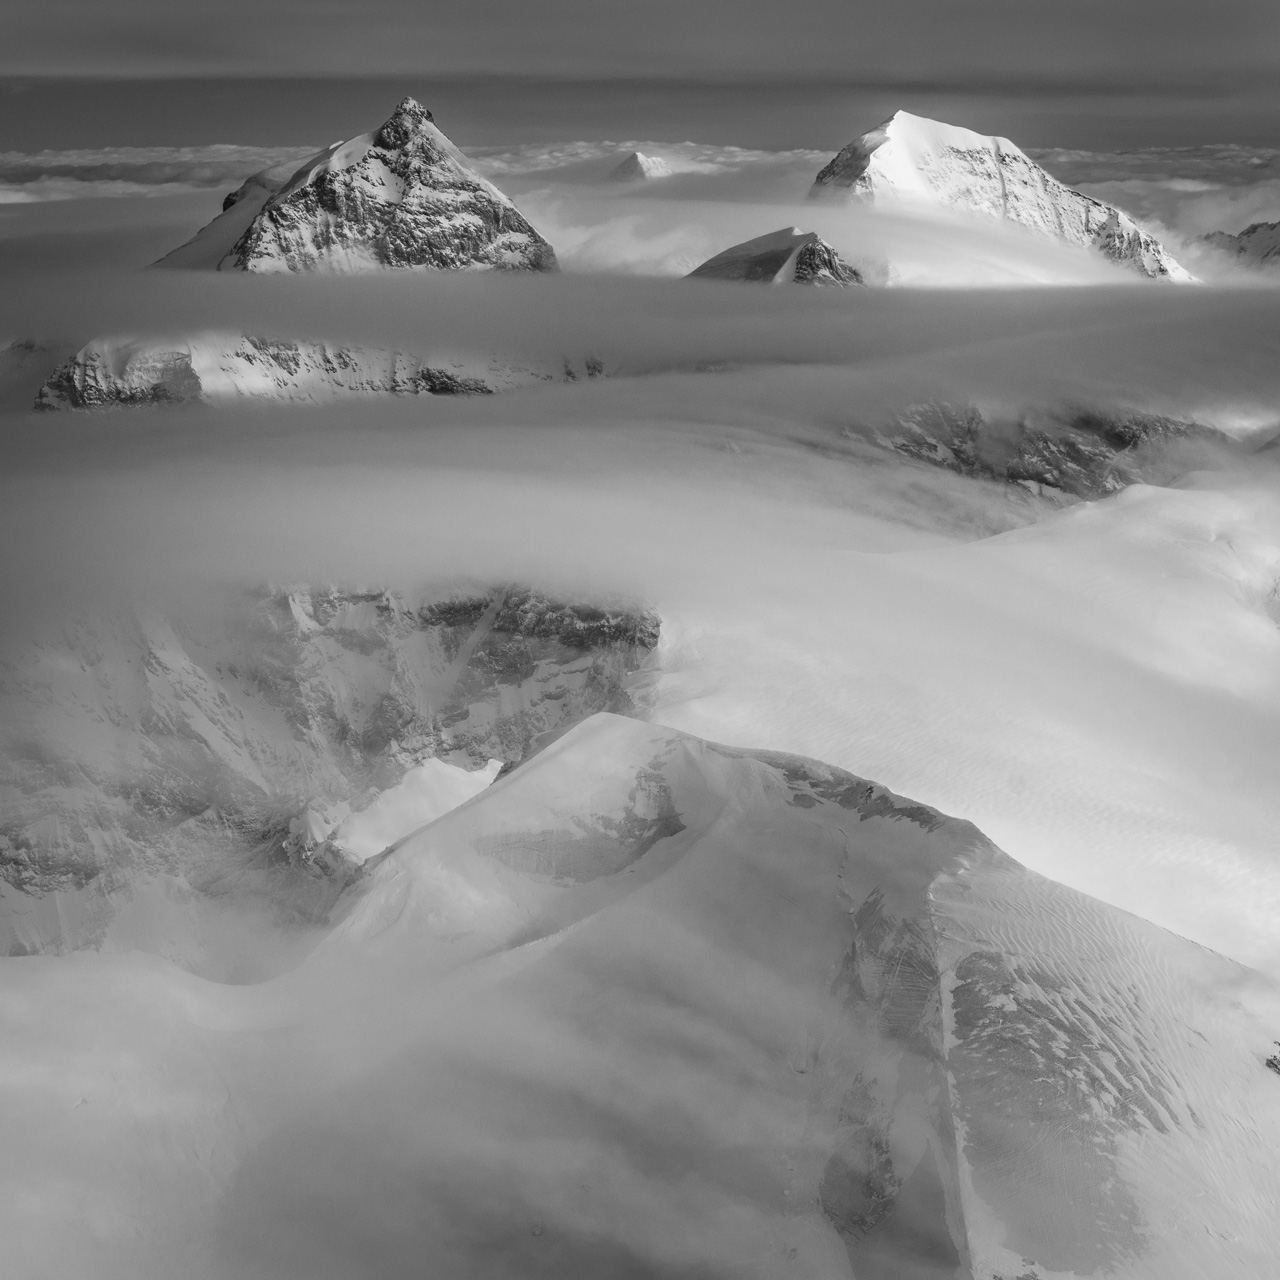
xmin=687 ymin=226 xmax=863 ymax=285
xmin=3 ymin=713 xmax=1277 ymax=1280
xmin=156 ymin=98 xmax=557 ymax=274
xmin=153 ymin=155 xmax=314 ymax=270
xmin=811 ymin=112 xmax=1194 ymax=281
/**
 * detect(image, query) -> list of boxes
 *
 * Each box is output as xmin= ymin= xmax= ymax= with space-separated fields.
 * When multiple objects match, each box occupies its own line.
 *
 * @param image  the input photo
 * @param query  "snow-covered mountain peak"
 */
xmin=156 ymin=97 xmax=557 ymax=274
xmin=688 ymin=226 xmax=863 ymax=286
xmin=610 ymin=150 xmax=672 ymax=181
xmin=811 ymin=110 xmax=1195 ymax=281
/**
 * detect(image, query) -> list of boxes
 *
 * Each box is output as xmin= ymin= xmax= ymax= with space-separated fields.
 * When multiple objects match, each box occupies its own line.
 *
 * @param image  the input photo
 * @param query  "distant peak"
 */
xmin=610 ymin=150 xmax=672 ymax=181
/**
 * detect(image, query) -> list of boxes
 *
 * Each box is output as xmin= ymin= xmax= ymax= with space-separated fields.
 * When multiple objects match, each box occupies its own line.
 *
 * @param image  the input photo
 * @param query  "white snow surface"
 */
xmin=154 ymin=157 xmax=319 ymax=270
xmin=811 ymin=111 xmax=1195 ymax=281
xmin=332 ymin=757 xmax=502 ymax=861
xmin=2 ymin=713 xmax=1278 ymax=1279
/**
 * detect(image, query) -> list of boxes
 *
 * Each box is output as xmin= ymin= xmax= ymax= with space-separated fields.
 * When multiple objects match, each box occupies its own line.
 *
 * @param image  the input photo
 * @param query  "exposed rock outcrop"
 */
xmin=877 ymin=400 xmax=1232 ymax=499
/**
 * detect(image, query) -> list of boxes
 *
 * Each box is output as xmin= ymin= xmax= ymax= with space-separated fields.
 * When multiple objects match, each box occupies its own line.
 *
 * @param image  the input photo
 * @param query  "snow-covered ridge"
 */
xmin=156 ymin=97 xmax=557 ymax=274
xmin=296 ymin=716 xmax=1280 ymax=1274
xmin=687 ymin=226 xmax=862 ymax=286
xmin=1198 ymin=219 xmax=1280 ymax=269
xmin=811 ymin=110 xmax=1194 ymax=281
xmin=32 ymin=332 xmax=584 ymax=409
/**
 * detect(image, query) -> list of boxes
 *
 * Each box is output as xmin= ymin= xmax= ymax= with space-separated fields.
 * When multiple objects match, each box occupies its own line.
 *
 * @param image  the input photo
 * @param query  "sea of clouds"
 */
xmin=3 ymin=111 xmax=1280 ymax=1280
xmin=5 ymin=134 xmax=1280 ymax=253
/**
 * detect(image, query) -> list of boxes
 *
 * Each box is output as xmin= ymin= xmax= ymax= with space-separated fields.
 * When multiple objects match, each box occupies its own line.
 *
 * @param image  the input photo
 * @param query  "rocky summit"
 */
xmin=158 ymin=97 xmax=558 ymax=274
xmin=810 ymin=110 xmax=1193 ymax=281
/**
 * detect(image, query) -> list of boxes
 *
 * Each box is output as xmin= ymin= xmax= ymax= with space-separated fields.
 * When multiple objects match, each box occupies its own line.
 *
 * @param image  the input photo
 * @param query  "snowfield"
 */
xmin=1 ymin=714 xmax=1278 ymax=1279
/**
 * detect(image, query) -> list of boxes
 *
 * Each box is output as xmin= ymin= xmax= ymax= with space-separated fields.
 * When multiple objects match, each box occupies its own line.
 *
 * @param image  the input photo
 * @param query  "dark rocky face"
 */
xmin=880 ymin=400 xmax=1233 ymax=500
xmin=792 ymin=237 xmax=863 ymax=286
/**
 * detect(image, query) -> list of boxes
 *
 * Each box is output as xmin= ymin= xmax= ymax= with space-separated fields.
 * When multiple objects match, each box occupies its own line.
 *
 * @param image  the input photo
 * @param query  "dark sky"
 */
xmin=3 ymin=1 xmax=1280 ymax=150
xmin=8 ymin=0 xmax=1280 ymax=82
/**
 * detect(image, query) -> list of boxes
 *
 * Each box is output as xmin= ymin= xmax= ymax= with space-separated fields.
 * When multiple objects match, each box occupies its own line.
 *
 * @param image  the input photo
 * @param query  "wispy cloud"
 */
xmin=0 ymin=145 xmax=313 ymax=202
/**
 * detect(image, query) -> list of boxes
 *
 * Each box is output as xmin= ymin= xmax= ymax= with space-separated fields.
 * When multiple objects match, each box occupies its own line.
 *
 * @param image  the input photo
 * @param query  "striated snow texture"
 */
xmin=157 ymin=97 xmax=557 ymax=274
xmin=688 ymin=226 xmax=863 ymax=286
xmin=32 ymin=332 xmax=569 ymax=409
xmin=609 ymin=150 xmax=673 ymax=181
xmin=3 ymin=712 xmax=1278 ymax=1279
xmin=1198 ymin=220 xmax=1280 ymax=269
xmin=810 ymin=111 xmax=1194 ymax=281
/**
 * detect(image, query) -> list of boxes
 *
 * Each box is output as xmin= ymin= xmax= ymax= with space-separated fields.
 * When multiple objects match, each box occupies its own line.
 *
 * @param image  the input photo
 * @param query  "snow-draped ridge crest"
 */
xmin=810 ymin=110 xmax=1194 ymax=281
xmin=157 ymin=96 xmax=558 ymax=274
xmin=1198 ymin=220 xmax=1280 ymax=269
xmin=31 ymin=331 xmax=599 ymax=409
xmin=688 ymin=226 xmax=863 ymax=286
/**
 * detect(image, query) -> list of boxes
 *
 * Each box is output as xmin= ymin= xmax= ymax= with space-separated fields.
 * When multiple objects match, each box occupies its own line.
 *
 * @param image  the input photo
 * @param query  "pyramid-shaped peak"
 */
xmin=611 ymin=150 xmax=673 ymax=181
xmin=688 ymin=226 xmax=861 ymax=286
xmin=375 ymin=96 xmax=438 ymax=146
xmin=807 ymin=110 xmax=1192 ymax=281
xmin=155 ymin=94 xmax=556 ymax=273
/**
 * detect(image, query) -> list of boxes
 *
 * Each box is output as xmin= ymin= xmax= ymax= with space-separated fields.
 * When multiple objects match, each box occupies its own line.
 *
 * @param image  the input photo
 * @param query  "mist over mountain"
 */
xmin=2 ymin=59 xmax=1280 ymax=1280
